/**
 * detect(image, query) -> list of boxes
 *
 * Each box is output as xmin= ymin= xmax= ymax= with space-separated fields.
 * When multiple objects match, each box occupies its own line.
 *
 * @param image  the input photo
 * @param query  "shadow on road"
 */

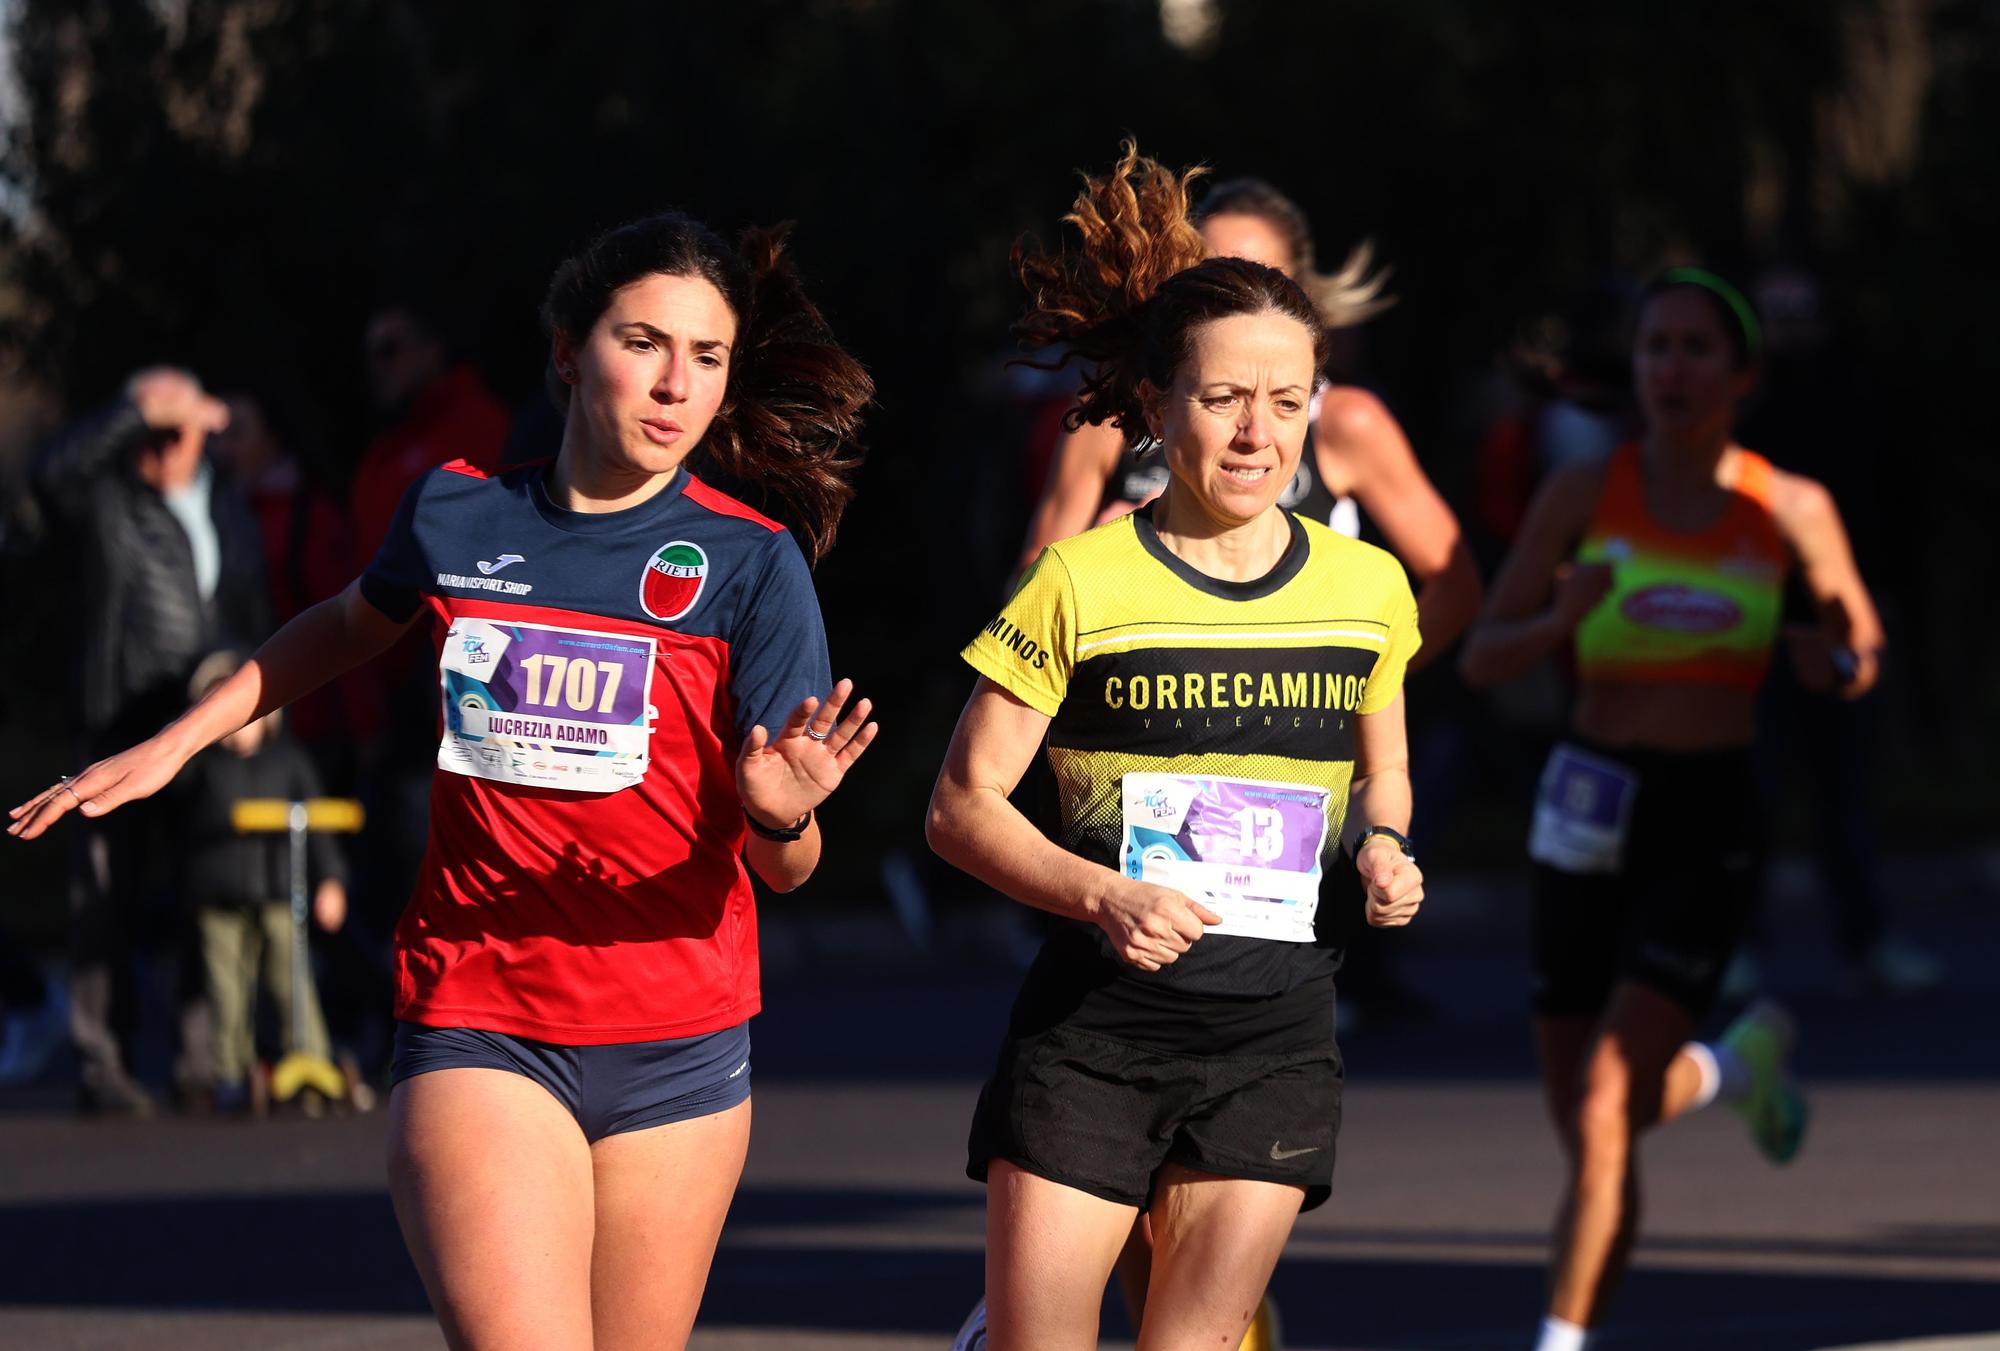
xmin=1 ymin=1185 xmax=1994 ymax=1351
xmin=0 ymin=1191 xmax=428 ymax=1314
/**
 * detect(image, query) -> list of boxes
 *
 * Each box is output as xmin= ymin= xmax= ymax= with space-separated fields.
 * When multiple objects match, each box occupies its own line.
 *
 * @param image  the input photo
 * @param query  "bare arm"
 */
xmin=9 ymin=581 xmax=413 ymax=838
xmin=743 ymin=818 xmax=821 ymax=893
xmin=925 ymin=677 xmax=1220 ymax=971
xmin=1015 ymin=421 xmax=1126 ymax=575
xmin=1341 ymin=692 xmax=1424 ymax=927
xmin=1327 ymin=390 xmax=1483 ymax=664
xmin=1457 ymin=462 xmax=1610 ymax=689
xmin=1771 ymin=470 xmax=1885 ymax=698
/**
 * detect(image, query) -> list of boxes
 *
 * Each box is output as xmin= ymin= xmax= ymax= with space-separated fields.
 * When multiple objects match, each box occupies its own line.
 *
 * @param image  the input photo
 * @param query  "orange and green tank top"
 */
xmin=1573 ymin=444 xmax=1789 ymax=691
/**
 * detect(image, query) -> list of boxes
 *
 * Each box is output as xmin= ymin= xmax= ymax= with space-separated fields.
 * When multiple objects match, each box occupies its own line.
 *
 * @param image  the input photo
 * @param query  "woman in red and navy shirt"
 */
xmin=11 ymin=213 xmax=879 ymax=1349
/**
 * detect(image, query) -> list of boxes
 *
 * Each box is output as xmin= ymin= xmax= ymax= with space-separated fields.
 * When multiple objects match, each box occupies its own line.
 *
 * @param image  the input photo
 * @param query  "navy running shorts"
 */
xmin=391 ymin=1020 xmax=751 ymax=1142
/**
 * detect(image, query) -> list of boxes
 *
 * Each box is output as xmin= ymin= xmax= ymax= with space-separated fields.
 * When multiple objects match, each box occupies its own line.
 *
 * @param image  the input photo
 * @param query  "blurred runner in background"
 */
xmin=1459 ymin=269 xmax=1884 ymax=1351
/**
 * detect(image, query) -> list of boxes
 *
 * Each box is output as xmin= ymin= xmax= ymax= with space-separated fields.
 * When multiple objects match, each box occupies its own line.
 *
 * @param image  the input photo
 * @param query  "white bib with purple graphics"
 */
xmin=436 ymin=618 xmax=656 ymax=793
xmin=1527 ymin=742 xmax=1639 ymax=875
xmin=1120 ymin=773 xmax=1332 ymax=943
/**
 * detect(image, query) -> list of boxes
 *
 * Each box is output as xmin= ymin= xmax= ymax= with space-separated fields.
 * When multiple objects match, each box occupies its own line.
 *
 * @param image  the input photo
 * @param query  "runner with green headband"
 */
xmin=1656 ymin=266 xmax=1764 ymax=360
xmin=1459 ymin=267 xmax=1882 ymax=1351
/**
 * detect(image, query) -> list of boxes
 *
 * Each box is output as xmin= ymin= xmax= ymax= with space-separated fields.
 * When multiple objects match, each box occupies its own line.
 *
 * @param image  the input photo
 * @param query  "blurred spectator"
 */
xmin=211 ymin=389 xmax=351 ymax=629
xmin=349 ymin=300 xmax=508 ymax=766
xmin=28 ymin=367 xmax=271 ymax=1113
xmin=0 ymin=933 xmax=66 ymax=1087
xmin=209 ymin=388 xmax=376 ymax=788
xmin=340 ymin=302 xmax=506 ymax=1083
xmin=173 ymin=652 xmax=345 ymax=1114
xmin=351 ymin=301 xmax=507 ymax=563
xmin=499 ymin=384 xmax=565 ymax=471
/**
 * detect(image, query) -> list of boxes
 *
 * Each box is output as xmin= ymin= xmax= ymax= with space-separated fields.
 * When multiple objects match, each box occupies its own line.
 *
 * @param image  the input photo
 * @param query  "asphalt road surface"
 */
xmin=2 ymin=854 xmax=1995 ymax=1350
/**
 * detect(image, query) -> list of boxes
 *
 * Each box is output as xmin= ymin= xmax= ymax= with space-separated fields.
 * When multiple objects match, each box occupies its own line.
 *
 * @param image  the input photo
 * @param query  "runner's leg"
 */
xmin=589 ymin=1096 xmax=752 ymax=1351
xmin=389 ymin=1068 xmax=595 ymax=1350
xmin=986 ymin=1159 xmax=1139 ymax=1351
xmin=1139 ymin=1164 xmax=1303 ymax=1351
xmin=1535 ymin=1015 xmax=1596 ymax=1152
xmin=1547 ymin=982 xmax=1695 ymax=1327
xmin=1112 ymin=1214 xmax=1155 ymax=1329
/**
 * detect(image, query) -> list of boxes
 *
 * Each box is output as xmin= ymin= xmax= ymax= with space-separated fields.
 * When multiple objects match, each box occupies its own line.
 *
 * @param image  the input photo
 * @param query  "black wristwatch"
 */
xmin=744 ymin=808 xmax=812 ymax=842
xmin=1351 ymin=825 xmax=1414 ymax=862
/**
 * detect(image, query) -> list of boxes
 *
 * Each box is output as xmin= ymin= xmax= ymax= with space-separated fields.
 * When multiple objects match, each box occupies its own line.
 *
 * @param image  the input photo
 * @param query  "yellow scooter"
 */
xmin=229 ymin=797 xmax=365 ymax=1108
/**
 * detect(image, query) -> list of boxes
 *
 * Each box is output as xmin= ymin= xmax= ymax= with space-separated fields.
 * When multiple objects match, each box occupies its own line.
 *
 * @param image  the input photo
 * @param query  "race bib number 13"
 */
xmin=1120 ymin=773 xmax=1332 ymax=943
xmin=437 ymin=618 xmax=656 ymax=793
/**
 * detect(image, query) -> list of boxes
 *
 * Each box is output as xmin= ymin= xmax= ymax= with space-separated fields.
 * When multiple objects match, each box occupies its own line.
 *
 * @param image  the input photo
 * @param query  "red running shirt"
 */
xmin=361 ymin=461 xmax=830 ymax=1043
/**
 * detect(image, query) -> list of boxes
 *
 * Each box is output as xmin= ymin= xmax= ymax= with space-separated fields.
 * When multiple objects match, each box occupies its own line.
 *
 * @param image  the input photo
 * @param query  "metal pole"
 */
xmin=288 ymin=799 xmax=309 ymax=1053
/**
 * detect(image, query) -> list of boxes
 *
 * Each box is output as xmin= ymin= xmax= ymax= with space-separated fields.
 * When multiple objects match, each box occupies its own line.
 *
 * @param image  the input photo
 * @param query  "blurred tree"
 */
xmin=0 ymin=0 xmax=1992 ymax=874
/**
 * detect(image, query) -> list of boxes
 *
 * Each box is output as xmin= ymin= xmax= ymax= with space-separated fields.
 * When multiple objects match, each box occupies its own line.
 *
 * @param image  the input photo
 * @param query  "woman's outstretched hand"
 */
xmin=736 ymin=678 xmax=878 ymax=833
xmin=8 ymin=733 xmax=192 ymax=841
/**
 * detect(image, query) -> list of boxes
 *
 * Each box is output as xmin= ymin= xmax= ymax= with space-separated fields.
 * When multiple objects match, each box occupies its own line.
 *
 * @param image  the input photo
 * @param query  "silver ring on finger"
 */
xmin=58 ymin=775 xmax=81 ymax=802
xmin=805 ymin=725 xmax=831 ymax=742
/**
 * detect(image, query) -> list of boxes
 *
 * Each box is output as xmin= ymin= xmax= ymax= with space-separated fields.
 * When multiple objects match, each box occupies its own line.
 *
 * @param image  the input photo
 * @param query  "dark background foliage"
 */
xmin=1 ymin=0 xmax=1992 ymax=921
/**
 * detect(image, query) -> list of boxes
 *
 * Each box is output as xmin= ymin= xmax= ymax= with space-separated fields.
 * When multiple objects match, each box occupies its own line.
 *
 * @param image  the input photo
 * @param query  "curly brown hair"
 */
xmin=542 ymin=212 xmax=870 ymax=562
xmin=1013 ymin=141 xmax=1329 ymax=435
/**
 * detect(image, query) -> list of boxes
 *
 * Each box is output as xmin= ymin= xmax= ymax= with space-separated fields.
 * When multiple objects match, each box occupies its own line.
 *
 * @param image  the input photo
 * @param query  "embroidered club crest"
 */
xmin=641 ymin=541 xmax=708 ymax=622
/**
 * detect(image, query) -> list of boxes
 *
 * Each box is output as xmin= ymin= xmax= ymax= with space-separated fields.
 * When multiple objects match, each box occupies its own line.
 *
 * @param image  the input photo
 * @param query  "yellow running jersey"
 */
xmin=962 ymin=510 xmax=1419 ymax=1000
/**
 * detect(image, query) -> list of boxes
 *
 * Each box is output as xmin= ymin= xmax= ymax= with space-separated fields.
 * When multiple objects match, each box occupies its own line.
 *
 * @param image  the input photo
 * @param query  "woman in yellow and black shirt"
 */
xmin=927 ymin=143 xmax=1424 ymax=1351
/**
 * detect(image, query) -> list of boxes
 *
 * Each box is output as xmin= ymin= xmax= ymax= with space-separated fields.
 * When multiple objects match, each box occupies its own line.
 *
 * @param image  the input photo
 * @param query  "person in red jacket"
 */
xmin=350 ymin=301 xmax=509 ymax=566
xmin=346 ymin=305 xmax=514 ymax=1041
xmin=210 ymin=388 xmax=373 ymax=772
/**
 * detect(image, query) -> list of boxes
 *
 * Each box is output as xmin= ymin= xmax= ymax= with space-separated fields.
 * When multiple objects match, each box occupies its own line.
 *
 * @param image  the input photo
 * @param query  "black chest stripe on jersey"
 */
xmin=1049 ymin=645 xmax=1379 ymax=760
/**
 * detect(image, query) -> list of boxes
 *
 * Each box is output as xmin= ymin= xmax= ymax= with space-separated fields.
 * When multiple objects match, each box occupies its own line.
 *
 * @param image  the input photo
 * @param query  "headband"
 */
xmin=1656 ymin=266 xmax=1762 ymax=360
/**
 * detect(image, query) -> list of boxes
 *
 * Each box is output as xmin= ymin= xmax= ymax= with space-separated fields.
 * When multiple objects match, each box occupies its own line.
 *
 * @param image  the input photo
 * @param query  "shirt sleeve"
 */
xmin=358 ymin=471 xmax=432 ymax=623
xmin=959 ymin=546 xmax=1076 ymax=716
xmin=727 ymin=529 xmax=832 ymax=744
xmin=1357 ymin=567 xmax=1421 ymax=714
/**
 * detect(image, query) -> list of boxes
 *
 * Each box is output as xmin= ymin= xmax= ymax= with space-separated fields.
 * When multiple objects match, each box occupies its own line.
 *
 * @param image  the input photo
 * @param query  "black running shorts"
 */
xmin=967 ymin=1021 xmax=1342 ymax=1212
xmin=1532 ymin=740 xmax=1764 ymax=1021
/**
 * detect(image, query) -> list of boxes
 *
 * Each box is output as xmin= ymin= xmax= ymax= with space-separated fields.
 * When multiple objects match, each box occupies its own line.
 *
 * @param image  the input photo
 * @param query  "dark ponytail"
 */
xmin=1014 ymin=142 xmax=1329 ymax=435
xmin=541 ymin=212 xmax=871 ymax=561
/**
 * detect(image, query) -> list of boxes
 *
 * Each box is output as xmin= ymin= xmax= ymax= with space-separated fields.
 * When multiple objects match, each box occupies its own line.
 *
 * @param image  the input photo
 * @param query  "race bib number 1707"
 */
xmin=437 ymin=618 xmax=656 ymax=793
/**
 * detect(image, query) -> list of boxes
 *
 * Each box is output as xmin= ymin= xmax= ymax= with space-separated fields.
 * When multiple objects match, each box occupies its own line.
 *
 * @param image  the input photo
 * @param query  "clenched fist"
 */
xmin=1096 ymin=879 xmax=1224 ymax=972
xmin=1357 ymin=837 xmax=1424 ymax=928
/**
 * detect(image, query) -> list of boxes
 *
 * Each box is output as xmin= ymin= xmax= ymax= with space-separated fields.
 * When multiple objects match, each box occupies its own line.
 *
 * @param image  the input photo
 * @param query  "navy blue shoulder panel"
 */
xmin=360 ymin=462 xmax=830 ymax=741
